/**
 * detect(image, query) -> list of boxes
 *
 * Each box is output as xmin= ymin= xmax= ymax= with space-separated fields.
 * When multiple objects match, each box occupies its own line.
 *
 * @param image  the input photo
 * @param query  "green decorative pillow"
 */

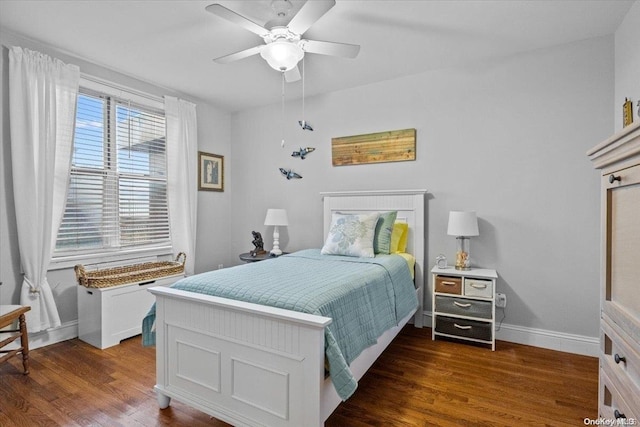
xmin=321 ymin=212 xmax=380 ymax=258
xmin=390 ymin=222 xmax=409 ymax=253
xmin=373 ymin=211 xmax=398 ymax=254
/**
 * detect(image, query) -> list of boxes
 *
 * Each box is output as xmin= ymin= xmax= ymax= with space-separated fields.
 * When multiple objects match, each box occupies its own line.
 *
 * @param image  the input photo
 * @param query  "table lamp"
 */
xmin=264 ymin=209 xmax=289 ymax=256
xmin=447 ymin=211 xmax=479 ymax=270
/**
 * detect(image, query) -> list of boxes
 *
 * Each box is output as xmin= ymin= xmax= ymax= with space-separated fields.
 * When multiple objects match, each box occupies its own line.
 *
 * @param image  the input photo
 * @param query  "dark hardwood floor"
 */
xmin=0 ymin=326 xmax=598 ymax=426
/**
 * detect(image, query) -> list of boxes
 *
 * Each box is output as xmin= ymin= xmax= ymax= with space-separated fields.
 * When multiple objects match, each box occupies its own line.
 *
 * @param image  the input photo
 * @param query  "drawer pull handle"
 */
xmin=609 ymin=174 xmax=621 ymax=184
xmin=454 ymin=301 xmax=472 ymax=308
xmin=470 ymin=283 xmax=487 ymax=289
xmin=441 ymin=281 xmax=457 ymax=286
xmin=614 ymin=409 xmax=626 ymax=419
xmin=139 ymin=280 xmax=156 ymax=286
xmin=454 ymin=323 xmax=472 ymax=330
xmin=614 ymin=353 xmax=626 ymax=364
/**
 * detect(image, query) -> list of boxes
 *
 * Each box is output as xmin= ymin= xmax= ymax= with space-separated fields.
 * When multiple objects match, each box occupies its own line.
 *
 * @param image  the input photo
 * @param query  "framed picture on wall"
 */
xmin=198 ymin=151 xmax=224 ymax=192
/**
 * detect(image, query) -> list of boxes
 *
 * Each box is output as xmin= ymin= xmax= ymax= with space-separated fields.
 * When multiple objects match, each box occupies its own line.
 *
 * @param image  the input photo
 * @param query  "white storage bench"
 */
xmin=77 ymin=274 xmax=183 ymax=349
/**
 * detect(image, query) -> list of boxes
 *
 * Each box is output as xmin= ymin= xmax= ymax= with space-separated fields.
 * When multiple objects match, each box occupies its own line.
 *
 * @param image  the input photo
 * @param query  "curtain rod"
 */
xmin=2 ymin=41 xmax=170 ymax=105
xmin=80 ymin=73 xmax=164 ymax=104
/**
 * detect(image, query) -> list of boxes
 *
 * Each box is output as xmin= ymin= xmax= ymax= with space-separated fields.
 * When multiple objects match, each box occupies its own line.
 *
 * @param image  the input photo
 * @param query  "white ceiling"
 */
xmin=0 ymin=0 xmax=634 ymax=112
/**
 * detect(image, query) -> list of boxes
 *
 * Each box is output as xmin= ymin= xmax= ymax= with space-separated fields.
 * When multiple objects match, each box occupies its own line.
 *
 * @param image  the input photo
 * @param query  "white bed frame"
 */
xmin=148 ymin=189 xmax=426 ymax=427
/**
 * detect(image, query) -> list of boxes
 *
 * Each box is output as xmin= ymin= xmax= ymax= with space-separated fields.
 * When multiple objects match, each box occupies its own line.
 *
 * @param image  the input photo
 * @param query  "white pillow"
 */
xmin=321 ymin=212 xmax=380 ymax=258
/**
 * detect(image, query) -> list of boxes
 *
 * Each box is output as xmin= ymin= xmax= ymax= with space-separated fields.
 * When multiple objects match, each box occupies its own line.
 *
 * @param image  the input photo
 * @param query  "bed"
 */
xmin=146 ymin=189 xmax=426 ymax=426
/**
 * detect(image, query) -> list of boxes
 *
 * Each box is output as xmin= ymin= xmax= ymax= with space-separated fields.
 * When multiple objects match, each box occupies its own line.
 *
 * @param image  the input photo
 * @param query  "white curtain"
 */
xmin=165 ymin=97 xmax=198 ymax=276
xmin=8 ymin=47 xmax=80 ymax=332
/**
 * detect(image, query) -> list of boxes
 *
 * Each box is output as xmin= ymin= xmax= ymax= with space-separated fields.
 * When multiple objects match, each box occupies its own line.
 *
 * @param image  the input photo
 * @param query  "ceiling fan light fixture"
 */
xmin=260 ymin=40 xmax=304 ymax=72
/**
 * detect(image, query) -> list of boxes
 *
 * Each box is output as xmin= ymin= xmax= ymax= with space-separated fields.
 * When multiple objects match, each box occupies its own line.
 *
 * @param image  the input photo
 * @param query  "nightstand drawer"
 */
xmin=435 ymin=316 xmax=492 ymax=341
xmin=464 ymin=278 xmax=493 ymax=298
xmin=435 ymin=296 xmax=492 ymax=319
xmin=435 ymin=276 xmax=462 ymax=295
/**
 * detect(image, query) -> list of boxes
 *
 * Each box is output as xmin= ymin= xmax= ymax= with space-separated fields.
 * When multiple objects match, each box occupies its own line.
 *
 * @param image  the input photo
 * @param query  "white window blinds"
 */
xmin=55 ymin=88 xmax=170 ymax=255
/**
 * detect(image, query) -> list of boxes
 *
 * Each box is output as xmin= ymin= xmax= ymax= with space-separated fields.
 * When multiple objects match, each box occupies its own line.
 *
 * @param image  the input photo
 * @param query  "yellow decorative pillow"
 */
xmin=390 ymin=222 xmax=409 ymax=253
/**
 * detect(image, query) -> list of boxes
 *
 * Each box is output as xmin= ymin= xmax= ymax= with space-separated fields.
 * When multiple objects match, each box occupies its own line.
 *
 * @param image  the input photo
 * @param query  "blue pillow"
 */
xmin=321 ymin=212 xmax=380 ymax=258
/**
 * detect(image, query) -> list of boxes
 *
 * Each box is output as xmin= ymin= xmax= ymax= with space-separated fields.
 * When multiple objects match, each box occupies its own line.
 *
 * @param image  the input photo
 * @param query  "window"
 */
xmin=54 ymin=86 xmax=170 ymax=258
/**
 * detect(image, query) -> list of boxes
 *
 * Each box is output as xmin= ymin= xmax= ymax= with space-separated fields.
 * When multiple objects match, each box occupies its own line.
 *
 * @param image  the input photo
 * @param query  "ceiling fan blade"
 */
xmin=213 ymin=45 xmax=264 ymax=64
xmin=287 ymin=0 xmax=336 ymax=35
xmin=284 ymin=66 xmax=301 ymax=83
xmin=302 ymin=39 xmax=360 ymax=58
xmin=205 ymin=4 xmax=269 ymax=37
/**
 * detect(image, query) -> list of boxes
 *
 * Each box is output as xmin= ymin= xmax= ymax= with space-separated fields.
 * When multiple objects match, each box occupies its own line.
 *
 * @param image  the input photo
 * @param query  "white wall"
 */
xmin=194 ymin=102 xmax=235 ymax=273
xmin=0 ymin=31 xmax=232 ymax=332
xmin=615 ymin=0 xmax=640 ymax=130
xmin=229 ymin=36 xmax=614 ymax=354
xmin=1 ymin=24 xmax=627 ymax=355
xmin=0 ymin=38 xmax=17 ymax=309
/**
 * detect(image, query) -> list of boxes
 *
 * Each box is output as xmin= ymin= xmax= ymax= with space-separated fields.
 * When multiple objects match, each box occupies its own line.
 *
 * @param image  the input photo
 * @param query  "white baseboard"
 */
xmin=495 ymin=322 xmax=599 ymax=357
xmin=20 ymin=315 xmax=601 ymax=358
xmin=27 ymin=320 xmax=78 ymax=350
xmin=422 ymin=312 xmax=599 ymax=357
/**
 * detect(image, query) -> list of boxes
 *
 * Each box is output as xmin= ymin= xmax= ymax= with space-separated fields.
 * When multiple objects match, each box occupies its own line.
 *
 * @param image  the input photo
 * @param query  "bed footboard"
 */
xmin=149 ymin=286 xmax=332 ymax=427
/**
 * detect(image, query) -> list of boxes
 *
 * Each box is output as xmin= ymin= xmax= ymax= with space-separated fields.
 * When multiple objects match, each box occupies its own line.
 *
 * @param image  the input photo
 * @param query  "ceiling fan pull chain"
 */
xmin=298 ymin=57 xmax=313 ymax=131
xmin=281 ymin=72 xmax=285 ymax=148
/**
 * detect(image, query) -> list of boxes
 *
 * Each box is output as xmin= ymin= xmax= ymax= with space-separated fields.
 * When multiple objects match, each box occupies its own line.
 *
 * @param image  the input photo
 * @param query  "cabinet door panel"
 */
xmin=605 ymin=164 xmax=640 ymax=340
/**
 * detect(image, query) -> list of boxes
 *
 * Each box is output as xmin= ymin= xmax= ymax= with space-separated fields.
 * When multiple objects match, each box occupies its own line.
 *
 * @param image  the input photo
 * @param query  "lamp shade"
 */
xmin=447 ymin=211 xmax=479 ymax=237
xmin=264 ymin=209 xmax=289 ymax=226
xmin=260 ymin=40 xmax=304 ymax=72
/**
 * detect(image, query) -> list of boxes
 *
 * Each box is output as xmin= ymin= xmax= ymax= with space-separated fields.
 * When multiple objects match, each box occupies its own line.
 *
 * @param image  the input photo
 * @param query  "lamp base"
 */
xmin=270 ymin=225 xmax=283 ymax=257
xmin=454 ymin=246 xmax=470 ymax=270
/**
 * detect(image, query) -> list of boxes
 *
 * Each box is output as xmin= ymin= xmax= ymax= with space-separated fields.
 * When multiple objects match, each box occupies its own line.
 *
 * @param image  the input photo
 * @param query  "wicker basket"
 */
xmin=74 ymin=253 xmax=186 ymax=288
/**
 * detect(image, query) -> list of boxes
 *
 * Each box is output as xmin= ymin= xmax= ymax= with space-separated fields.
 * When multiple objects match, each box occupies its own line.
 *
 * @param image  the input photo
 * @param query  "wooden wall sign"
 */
xmin=331 ymin=128 xmax=416 ymax=166
xmin=623 ymin=98 xmax=634 ymax=127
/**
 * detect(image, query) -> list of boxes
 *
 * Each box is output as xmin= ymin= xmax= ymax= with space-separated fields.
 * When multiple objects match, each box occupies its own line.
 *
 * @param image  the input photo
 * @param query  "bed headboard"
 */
xmin=320 ymin=189 xmax=427 ymax=327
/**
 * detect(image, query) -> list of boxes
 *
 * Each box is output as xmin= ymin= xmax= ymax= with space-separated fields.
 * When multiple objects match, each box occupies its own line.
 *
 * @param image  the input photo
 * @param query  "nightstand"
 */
xmin=431 ymin=266 xmax=498 ymax=350
xmin=238 ymin=252 xmax=288 ymax=262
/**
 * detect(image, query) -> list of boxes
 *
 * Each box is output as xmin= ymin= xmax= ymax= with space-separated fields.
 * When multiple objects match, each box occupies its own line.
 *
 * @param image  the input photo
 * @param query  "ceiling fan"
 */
xmin=206 ymin=0 xmax=360 ymax=82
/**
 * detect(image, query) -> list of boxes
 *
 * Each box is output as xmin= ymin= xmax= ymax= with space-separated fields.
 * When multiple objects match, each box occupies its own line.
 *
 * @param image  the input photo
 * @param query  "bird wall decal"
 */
xmin=291 ymin=147 xmax=315 ymax=160
xmin=279 ymin=168 xmax=303 ymax=180
xmin=298 ymin=120 xmax=313 ymax=131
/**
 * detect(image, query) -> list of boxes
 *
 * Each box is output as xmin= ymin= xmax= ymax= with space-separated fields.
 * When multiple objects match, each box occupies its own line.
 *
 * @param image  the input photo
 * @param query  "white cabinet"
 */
xmin=77 ymin=274 xmax=182 ymax=349
xmin=431 ymin=267 xmax=498 ymax=350
xmin=588 ymin=121 xmax=640 ymax=419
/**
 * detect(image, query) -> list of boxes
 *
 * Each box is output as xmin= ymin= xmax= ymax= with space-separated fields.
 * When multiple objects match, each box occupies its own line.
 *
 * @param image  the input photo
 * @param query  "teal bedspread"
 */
xmin=142 ymin=248 xmax=417 ymax=400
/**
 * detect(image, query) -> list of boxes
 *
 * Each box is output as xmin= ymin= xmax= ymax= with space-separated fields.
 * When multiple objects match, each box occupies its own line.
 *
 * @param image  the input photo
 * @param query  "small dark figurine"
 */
xmin=279 ymin=168 xmax=303 ymax=180
xmin=250 ymin=231 xmax=266 ymax=256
